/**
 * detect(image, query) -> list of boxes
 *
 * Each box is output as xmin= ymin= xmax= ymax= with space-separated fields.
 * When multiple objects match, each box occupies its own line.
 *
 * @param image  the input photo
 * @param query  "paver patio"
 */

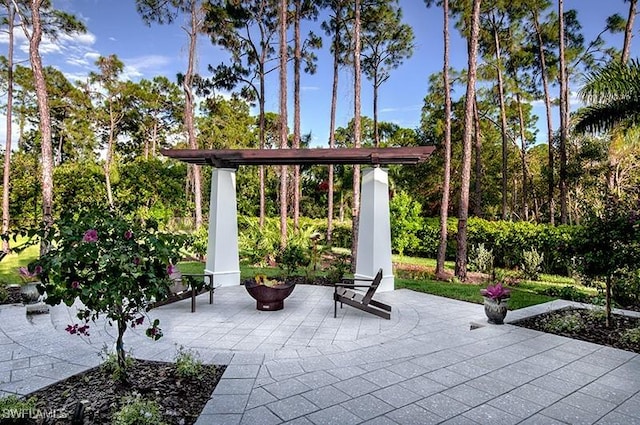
xmin=1 ymin=285 xmax=639 ymax=424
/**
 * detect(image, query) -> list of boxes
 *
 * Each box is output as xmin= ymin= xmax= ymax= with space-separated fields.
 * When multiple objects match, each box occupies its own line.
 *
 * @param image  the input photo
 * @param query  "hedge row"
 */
xmin=416 ymin=218 xmax=580 ymax=274
xmin=201 ymin=216 xmax=579 ymax=276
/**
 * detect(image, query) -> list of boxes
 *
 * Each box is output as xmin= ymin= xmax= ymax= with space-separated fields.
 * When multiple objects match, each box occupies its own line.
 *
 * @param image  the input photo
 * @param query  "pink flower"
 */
xmin=133 ymin=257 xmax=141 ymax=266
xmin=166 ymin=264 xmax=177 ymax=276
xmin=82 ymin=229 xmax=98 ymax=243
xmin=71 ymin=281 xmax=80 ymax=289
xmin=124 ymin=230 xmax=133 ymax=240
xmin=33 ymin=265 xmax=42 ymax=275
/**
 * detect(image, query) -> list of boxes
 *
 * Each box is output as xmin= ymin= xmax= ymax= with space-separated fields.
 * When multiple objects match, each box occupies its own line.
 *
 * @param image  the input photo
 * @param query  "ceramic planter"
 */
xmin=483 ymin=296 xmax=509 ymax=324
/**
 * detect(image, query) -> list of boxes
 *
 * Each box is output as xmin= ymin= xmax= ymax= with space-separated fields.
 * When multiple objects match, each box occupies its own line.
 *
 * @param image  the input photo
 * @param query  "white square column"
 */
xmin=355 ymin=167 xmax=394 ymax=292
xmin=205 ymin=168 xmax=240 ymax=286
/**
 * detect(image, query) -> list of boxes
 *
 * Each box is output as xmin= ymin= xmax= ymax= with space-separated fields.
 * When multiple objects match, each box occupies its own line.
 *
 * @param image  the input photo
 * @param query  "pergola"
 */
xmin=162 ymin=147 xmax=435 ymax=292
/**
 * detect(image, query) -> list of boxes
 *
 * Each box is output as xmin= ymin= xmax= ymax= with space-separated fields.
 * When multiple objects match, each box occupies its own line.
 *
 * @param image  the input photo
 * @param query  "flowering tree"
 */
xmin=30 ymin=207 xmax=185 ymax=377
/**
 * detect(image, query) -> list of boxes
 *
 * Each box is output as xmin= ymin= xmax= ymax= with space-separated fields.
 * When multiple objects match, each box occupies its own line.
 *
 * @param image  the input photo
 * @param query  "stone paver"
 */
xmin=1 ymin=285 xmax=639 ymax=424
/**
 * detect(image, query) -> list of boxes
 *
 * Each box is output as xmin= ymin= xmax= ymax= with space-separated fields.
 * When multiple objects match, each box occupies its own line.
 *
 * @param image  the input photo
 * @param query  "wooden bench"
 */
xmin=151 ymin=271 xmax=215 ymax=313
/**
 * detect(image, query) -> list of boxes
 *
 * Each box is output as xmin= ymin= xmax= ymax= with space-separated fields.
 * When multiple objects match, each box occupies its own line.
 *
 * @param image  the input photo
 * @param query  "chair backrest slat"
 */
xmin=362 ymin=269 xmax=383 ymax=305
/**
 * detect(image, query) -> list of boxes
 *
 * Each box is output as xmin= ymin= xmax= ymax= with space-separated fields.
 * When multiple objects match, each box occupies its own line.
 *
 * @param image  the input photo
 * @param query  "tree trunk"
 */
xmin=184 ymin=0 xmax=203 ymax=229
xmin=493 ymin=23 xmax=509 ymax=221
xmin=516 ymin=91 xmax=529 ymax=220
xmin=558 ymin=0 xmax=569 ymax=224
xmin=436 ymin=0 xmax=451 ymax=277
xmin=351 ymin=0 xmax=362 ymax=271
xmin=279 ymin=0 xmax=288 ymax=249
xmin=622 ymin=0 xmax=637 ymax=63
xmin=2 ymin=3 xmax=15 ymax=254
xmin=373 ymin=71 xmax=379 ymax=147
xmin=327 ymin=11 xmax=342 ymax=245
xmin=292 ymin=0 xmax=302 ymax=230
xmin=116 ymin=318 xmax=128 ymax=378
xmin=105 ymin=109 xmax=116 ymax=208
xmin=455 ymin=0 xmax=482 ymax=281
xmin=532 ymin=9 xmax=555 ymax=225
xmin=29 ymin=0 xmax=54 ymax=254
xmin=472 ymin=96 xmax=482 ymax=217
xmin=259 ymin=75 xmax=266 ymax=228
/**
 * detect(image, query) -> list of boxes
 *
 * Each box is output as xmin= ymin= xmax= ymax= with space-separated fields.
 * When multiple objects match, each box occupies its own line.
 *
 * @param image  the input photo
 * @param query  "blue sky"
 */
xmin=3 ymin=0 xmax=639 ymax=147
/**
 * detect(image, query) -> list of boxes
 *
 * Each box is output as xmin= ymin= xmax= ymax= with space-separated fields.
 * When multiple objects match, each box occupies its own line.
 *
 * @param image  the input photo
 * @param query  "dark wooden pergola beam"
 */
xmin=161 ymin=147 xmax=435 ymax=168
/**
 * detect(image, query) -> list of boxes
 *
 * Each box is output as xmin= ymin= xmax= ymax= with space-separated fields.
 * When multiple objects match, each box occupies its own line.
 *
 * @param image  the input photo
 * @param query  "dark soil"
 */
xmin=18 ymin=358 xmax=225 ymax=424
xmin=512 ymin=308 xmax=640 ymax=354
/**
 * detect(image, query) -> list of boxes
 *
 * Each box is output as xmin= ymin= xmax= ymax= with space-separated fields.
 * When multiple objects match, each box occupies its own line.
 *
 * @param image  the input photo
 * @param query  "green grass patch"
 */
xmin=0 ymin=238 xmax=39 ymax=285
xmin=396 ymin=278 xmax=556 ymax=310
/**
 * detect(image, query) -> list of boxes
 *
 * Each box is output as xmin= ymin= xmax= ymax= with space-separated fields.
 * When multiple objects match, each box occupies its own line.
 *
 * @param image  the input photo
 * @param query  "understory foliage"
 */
xmin=575 ymin=197 xmax=640 ymax=320
xmin=31 ymin=205 xmax=186 ymax=376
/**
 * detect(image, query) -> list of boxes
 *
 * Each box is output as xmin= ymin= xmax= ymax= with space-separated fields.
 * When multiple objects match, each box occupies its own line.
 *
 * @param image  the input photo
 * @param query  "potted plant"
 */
xmin=480 ymin=282 xmax=510 ymax=324
xmin=244 ymin=274 xmax=295 ymax=311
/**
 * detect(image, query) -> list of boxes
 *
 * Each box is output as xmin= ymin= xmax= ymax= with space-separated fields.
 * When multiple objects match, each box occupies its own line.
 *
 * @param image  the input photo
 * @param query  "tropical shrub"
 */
xmin=521 ymin=248 xmax=544 ymax=280
xmin=468 ymin=243 xmax=494 ymax=275
xmin=276 ymin=243 xmax=310 ymax=278
xmin=389 ymin=191 xmax=422 ymax=257
xmin=31 ymin=206 xmax=185 ymax=377
xmin=611 ymin=269 xmax=640 ymax=309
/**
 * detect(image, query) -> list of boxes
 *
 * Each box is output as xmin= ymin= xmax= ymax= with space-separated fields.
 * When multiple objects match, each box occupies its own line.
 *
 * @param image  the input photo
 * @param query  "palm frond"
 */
xmin=579 ymin=59 xmax=640 ymax=105
xmin=574 ymin=98 xmax=640 ymax=134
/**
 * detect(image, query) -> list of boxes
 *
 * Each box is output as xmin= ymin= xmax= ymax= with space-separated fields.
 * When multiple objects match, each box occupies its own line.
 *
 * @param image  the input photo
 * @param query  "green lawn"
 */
xmin=396 ymin=278 xmax=556 ymax=310
xmin=0 ymin=238 xmax=40 ymax=285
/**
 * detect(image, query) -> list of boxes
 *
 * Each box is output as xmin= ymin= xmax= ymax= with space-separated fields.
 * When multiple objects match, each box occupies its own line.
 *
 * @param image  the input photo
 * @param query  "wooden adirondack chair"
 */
xmin=333 ymin=268 xmax=391 ymax=320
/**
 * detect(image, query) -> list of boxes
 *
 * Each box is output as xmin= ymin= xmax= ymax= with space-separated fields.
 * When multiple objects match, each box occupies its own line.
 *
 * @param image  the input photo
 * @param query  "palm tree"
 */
xmin=574 ymin=60 xmax=640 ymax=134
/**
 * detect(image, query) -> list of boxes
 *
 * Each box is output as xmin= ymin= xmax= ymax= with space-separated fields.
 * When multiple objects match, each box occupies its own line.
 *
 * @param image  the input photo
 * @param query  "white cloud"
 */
xmin=120 ymin=55 xmax=173 ymax=81
xmin=380 ymin=104 xmax=421 ymax=113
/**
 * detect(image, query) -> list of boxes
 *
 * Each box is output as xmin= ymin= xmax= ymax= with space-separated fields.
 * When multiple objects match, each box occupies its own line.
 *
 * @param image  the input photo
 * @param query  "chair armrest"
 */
xmin=339 ymin=277 xmax=374 ymax=284
xmin=333 ymin=283 xmax=374 ymax=289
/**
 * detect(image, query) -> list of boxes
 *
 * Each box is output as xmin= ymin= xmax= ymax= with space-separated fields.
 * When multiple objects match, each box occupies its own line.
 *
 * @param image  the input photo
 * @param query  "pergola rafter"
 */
xmin=161 ymin=147 xmax=435 ymax=167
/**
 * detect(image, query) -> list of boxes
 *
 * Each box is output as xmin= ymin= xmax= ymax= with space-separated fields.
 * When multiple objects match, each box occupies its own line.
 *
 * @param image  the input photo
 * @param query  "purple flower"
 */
xmin=124 ymin=230 xmax=133 ymax=240
xmin=133 ymin=257 xmax=141 ymax=266
xmin=167 ymin=264 xmax=177 ymax=276
xmin=18 ymin=267 xmax=33 ymax=279
xmin=33 ymin=265 xmax=42 ymax=275
xmin=480 ymin=283 xmax=511 ymax=301
xmin=71 ymin=281 xmax=80 ymax=289
xmin=82 ymin=229 xmax=98 ymax=243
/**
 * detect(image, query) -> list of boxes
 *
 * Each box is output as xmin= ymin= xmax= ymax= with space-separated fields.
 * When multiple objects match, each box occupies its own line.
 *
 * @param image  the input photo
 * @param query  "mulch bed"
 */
xmin=512 ymin=308 xmax=640 ymax=354
xmin=19 ymin=359 xmax=225 ymax=424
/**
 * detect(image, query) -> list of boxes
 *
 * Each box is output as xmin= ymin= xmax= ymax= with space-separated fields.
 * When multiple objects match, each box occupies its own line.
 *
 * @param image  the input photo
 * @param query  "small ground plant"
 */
xmin=174 ymin=345 xmax=203 ymax=379
xmin=621 ymin=327 xmax=640 ymax=344
xmin=112 ymin=395 xmax=165 ymax=425
xmin=0 ymin=395 xmax=37 ymax=424
xmin=543 ymin=311 xmax=585 ymax=333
